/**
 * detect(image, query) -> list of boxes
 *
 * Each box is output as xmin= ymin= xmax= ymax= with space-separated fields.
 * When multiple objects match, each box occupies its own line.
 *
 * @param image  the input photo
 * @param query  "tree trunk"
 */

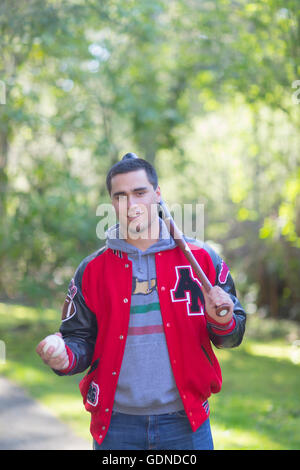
xmin=0 ymin=130 xmax=8 ymax=218
xmin=0 ymin=129 xmax=9 ymax=296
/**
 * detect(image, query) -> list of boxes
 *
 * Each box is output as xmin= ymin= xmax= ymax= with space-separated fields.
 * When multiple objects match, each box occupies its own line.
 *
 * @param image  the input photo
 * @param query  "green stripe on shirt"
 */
xmin=130 ymin=302 xmax=161 ymax=314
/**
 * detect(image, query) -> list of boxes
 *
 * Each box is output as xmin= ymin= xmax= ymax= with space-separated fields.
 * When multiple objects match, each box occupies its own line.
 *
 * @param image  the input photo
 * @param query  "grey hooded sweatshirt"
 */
xmin=106 ymin=218 xmax=184 ymax=415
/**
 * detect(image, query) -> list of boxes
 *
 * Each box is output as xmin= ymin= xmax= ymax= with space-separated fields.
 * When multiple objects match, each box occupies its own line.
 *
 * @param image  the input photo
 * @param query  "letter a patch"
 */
xmin=171 ymin=265 xmax=205 ymax=316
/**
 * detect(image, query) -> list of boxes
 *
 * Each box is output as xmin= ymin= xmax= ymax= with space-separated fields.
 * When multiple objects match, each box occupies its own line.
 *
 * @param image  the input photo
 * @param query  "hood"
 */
xmin=105 ymin=217 xmax=176 ymax=255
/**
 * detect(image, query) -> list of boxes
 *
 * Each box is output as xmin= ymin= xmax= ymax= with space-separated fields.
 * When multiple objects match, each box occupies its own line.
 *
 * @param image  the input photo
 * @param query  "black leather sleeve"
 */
xmin=54 ymin=251 xmax=101 ymax=376
xmin=202 ymin=243 xmax=247 ymax=349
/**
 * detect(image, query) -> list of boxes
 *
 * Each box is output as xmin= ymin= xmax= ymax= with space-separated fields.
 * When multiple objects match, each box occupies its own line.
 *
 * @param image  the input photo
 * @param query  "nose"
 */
xmin=127 ymin=195 xmax=135 ymax=208
xmin=127 ymin=195 xmax=141 ymax=211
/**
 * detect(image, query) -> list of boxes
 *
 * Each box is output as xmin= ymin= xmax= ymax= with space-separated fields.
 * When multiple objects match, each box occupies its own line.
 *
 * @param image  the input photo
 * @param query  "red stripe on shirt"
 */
xmin=127 ymin=324 xmax=164 ymax=336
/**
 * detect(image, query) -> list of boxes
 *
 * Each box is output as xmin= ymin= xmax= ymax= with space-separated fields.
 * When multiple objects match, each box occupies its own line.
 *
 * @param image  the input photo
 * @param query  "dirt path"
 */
xmin=0 ymin=376 xmax=91 ymax=450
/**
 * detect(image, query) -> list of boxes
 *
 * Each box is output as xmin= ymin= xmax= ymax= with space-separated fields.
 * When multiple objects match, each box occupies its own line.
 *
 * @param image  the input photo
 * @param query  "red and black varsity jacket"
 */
xmin=56 ymin=239 xmax=246 ymax=445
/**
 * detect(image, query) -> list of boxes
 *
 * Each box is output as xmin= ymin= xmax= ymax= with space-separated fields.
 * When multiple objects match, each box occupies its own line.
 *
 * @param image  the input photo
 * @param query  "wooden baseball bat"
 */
xmin=121 ymin=153 xmax=230 ymax=317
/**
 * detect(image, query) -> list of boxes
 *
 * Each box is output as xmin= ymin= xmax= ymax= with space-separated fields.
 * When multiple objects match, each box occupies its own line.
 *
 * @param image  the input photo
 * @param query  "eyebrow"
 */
xmin=112 ymin=187 xmax=148 ymax=197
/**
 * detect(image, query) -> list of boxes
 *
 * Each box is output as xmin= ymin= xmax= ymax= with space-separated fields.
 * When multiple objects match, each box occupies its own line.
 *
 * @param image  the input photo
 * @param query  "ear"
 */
xmin=155 ymin=185 xmax=161 ymax=203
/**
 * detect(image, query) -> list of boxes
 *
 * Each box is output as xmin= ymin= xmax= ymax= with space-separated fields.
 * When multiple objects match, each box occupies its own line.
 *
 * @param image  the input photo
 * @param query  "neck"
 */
xmin=124 ymin=217 xmax=160 ymax=252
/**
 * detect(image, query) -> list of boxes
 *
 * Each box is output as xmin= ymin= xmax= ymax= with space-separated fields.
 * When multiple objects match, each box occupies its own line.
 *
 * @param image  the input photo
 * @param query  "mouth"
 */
xmin=127 ymin=212 xmax=143 ymax=222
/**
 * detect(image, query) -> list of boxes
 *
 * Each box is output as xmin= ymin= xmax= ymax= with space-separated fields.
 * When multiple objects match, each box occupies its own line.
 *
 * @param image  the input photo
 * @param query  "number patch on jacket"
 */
xmin=87 ymin=381 xmax=100 ymax=407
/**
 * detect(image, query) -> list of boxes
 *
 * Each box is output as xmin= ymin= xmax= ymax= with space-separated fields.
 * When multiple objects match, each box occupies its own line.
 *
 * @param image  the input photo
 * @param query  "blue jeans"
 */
xmin=93 ymin=410 xmax=214 ymax=450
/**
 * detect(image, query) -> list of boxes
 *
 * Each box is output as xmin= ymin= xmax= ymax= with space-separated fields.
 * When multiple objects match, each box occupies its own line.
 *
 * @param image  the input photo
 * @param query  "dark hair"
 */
xmin=106 ymin=153 xmax=158 ymax=194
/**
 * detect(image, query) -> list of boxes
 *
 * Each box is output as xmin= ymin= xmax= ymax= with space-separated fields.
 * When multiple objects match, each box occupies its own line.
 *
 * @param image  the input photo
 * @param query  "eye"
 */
xmin=114 ymin=194 xmax=127 ymax=201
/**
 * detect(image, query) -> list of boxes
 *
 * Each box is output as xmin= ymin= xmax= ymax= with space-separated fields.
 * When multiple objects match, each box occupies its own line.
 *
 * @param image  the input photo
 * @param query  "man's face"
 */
xmin=110 ymin=169 xmax=161 ymax=239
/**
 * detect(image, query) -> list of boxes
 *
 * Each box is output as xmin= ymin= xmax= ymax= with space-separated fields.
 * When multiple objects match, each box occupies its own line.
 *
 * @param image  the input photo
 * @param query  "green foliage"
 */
xmin=2 ymin=157 xmax=100 ymax=304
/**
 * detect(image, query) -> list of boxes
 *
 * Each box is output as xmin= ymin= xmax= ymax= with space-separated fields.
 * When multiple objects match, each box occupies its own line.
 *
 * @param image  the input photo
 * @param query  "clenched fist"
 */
xmin=202 ymin=286 xmax=234 ymax=324
xmin=36 ymin=332 xmax=69 ymax=370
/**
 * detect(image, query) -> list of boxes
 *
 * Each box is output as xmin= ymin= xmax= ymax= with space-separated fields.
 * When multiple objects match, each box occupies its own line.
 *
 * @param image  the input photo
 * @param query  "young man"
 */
xmin=36 ymin=154 xmax=246 ymax=450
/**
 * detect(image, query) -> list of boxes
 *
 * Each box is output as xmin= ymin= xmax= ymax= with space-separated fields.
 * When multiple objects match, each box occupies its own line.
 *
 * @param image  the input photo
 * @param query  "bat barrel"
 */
xmin=119 ymin=154 xmax=230 ymax=317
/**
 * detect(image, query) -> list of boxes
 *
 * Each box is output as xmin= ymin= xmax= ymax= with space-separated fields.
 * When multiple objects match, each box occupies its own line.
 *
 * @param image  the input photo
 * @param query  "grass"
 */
xmin=1 ymin=302 xmax=300 ymax=449
xmin=210 ymin=341 xmax=300 ymax=449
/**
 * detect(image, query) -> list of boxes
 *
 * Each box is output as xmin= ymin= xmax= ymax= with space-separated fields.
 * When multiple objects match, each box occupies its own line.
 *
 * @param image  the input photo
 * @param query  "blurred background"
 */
xmin=0 ymin=0 xmax=299 ymax=450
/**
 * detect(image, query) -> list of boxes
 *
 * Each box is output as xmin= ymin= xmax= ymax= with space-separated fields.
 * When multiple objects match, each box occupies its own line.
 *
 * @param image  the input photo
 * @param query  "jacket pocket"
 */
xmin=201 ymin=345 xmax=213 ymax=367
xmin=79 ymin=358 xmax=100 ymax=412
